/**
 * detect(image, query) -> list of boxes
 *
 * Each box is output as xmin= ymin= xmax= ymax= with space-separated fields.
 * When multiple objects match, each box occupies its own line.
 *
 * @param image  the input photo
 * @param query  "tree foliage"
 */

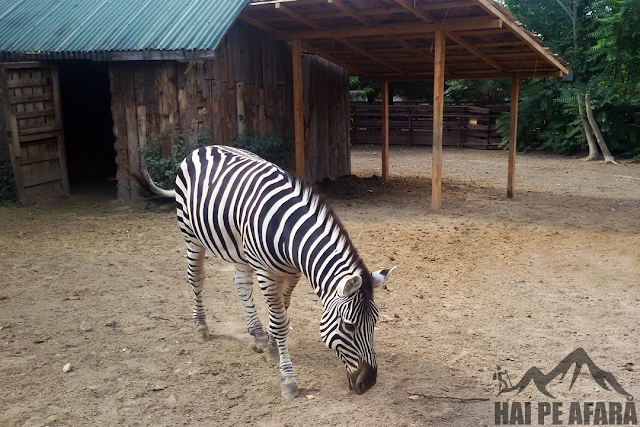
xmin=444 ymin=79 xmax=511 ymax=105
xmin=588 ymin=0 xmax=640 ymax=100
xmin=585 ymin=0 xmax=640 ymax=157
xmin=498 ymin=0 xmax=640 ymax=157
xmin=349 ymin=76 xmax=379 ymax=103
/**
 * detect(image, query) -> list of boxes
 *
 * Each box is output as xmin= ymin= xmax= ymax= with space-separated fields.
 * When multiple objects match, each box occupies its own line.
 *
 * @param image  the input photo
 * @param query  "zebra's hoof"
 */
xmin=252 ymin=337 xmax=268 ymax=353
xmin=280 ymin=376 xmax=299 ymax=400
xmin=265 ymin=342 xmax=279 ymax=364
xmin=251 ymin=330 xmax=269 ymax=353
xmin=194 ymin=324 xmax=210 ymax=343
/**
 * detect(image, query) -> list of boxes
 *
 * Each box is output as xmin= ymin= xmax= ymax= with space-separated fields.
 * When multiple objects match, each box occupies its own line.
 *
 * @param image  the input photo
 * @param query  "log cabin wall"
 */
xmin=110 ymin=20 xmax=350 ymax=200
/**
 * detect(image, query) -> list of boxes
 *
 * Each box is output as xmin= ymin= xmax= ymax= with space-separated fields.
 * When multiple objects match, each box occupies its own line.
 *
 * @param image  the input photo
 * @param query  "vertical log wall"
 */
xmin=302 ymin=54 xmax=351 ymax=184
xmin=110 ymin=21 xmax=350 ymax=199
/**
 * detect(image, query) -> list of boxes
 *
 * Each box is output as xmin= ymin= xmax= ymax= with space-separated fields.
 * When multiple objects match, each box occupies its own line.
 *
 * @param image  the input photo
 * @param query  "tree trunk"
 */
xmin=577 ymin=93 xmax=599 ymax=160
xmin=555 ymin=1 xmax=601 ymax=162
xmin=584 ymin=93 xmax=616 ymax=164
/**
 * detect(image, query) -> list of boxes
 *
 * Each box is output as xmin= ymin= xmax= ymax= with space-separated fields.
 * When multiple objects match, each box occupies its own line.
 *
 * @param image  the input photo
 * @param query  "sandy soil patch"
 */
xmin=1 ymin=146 xmax=639 ymax=426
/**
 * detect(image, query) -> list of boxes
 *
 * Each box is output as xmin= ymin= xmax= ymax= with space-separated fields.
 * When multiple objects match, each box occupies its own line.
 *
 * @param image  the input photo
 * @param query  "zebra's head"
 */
xmin=321 ymin=266 xmax=396 ymax=395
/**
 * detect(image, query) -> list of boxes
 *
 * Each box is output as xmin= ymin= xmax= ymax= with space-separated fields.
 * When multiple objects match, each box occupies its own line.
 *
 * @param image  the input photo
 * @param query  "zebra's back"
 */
xmin=175 ymin=145 xmax=299 ymax=273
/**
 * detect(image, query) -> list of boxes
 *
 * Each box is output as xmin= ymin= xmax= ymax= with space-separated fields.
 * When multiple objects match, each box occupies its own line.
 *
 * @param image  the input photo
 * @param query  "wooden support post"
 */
xmin=381 ymin=80 xmax=389 ymax=183
xmin=431 ymin=31 xmax=445 ymax=213
xmin=50 ymin=65 xmax=70 ymax=197
xmin=292 ymin=39 xmax=305 ymax=177
xmin=507 ymin=77 xmax=519 ymax=198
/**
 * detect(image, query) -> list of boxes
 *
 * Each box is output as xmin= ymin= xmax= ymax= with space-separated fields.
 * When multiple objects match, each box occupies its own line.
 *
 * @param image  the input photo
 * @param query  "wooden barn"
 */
xmin=0 ymin=0 xmax=568 ymax=209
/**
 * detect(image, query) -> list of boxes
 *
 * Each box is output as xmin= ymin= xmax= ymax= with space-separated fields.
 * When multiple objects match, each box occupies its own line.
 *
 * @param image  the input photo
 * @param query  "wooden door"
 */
xmin=1 ymin=61 xmax=69 ymax=204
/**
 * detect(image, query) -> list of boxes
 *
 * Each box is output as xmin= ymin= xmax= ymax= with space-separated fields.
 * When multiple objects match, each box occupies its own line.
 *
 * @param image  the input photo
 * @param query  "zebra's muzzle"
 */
xmin=348 ymin=360 xmax=377 ymax=395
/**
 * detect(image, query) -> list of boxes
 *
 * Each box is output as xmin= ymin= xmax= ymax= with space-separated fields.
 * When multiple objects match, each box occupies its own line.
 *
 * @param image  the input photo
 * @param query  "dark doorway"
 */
xmin=58 ymin=60 xmax=116 ymax=196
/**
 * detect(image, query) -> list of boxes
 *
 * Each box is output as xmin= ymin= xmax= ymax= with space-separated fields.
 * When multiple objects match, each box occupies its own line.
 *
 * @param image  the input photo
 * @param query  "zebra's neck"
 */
xmin=283 ymin=183 xmax=366 ymax=302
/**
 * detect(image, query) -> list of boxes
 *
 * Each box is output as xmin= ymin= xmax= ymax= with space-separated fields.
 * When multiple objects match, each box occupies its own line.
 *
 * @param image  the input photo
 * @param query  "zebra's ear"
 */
xmin=371 ymin=266 xmax=397 ymax=288
xmin=337 ymin=275 xmax=363 ymax=298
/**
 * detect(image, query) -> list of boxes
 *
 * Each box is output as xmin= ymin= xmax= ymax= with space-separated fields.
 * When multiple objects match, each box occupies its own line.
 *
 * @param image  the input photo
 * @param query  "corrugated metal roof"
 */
xmin=0 ymin=0 xmax=248 ymax=60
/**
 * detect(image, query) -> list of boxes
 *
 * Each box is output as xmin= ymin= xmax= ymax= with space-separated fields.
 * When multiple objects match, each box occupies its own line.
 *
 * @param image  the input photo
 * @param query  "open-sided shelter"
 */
xmin=241 ymin=0 xmax=569 ymax=211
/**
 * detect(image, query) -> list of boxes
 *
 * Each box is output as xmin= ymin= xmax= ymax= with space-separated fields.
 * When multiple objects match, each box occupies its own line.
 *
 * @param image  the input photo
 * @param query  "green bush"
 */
xmin=0 ymin=160 xmax=18 ymax=206
xmin=140 ymin=127 xmax=212 ymax=190
xmin=230 ymin=132 xmax=293 ymax=169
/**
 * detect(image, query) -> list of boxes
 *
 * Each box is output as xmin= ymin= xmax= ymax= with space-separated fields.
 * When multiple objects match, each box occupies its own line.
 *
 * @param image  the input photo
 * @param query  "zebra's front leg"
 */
xmin=187 ymin=242 xmax=209 ymax=343
xmin=265 ymin=272 xmax=301 ymax=363
xmin=257 ymin=270 xmax=299 ymax=399
xmin=233 ymin=263 xmax=268 ymax=353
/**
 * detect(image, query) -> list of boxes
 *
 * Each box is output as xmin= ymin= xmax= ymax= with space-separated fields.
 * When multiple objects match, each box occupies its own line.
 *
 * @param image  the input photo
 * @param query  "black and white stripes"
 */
xmin=132 ymin=145 xmax=395 ymax=398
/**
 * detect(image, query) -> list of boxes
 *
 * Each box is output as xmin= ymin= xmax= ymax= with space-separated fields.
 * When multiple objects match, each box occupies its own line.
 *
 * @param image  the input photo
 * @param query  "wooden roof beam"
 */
xmin=443 ymin=30 xmax=506 ymax=72
xmin=237 ymin=13 xmax=277 ymax=33
xmin=268 ymin=17 xmax=502 ymax=40
xmin=327 ymin=1 xmax=440 ymax=75
xmin=275 ymin=3 xmax=324 ymax=30
xmin=420 ymin=1 xmax=477 ymax=11
xmin=301 ymin=42 xmax=363 ymax=75
xmin=327 ymin=0 xmax=376 ymax=26
xmin=474 ymin=41 xmax=528 ymax=48
xmin=388 ymin=35 xmax=459 ymax=75
xmin=362 ymin=69 xmax=563 ymax=80
xmin=275 ymin=1 xmax=408 ymax=76
xmin=403 ymin=28 xmax=509 ymax=40
xmin=388 ymin=36 xmax=434 ymax=64
xmin=392 ymin=0 xmax=435 ymax=23
xmin=336 ymin=38 xmax=407 ymax=74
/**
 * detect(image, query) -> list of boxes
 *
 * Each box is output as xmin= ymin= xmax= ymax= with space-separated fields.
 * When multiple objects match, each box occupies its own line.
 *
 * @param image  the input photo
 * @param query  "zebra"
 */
xmin=130 ymin=145 xmax=396 ymax=399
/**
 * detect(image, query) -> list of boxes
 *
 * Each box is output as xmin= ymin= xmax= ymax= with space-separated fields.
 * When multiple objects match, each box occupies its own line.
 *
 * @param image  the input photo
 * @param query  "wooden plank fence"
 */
xmin=351 ymin=102 xmax=506 ymax=150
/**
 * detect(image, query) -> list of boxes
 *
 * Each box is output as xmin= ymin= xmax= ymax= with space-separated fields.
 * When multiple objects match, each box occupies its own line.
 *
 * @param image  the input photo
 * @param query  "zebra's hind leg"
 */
xmin=256 ymin=269 xmax=299 ymax=399
xmin=233 ymin=263 xmax=268 ymax=353
xmin=283 ymin=272 xmax=302 ymax=311
xmin=186 ymin=242 xmax=209 ymax=343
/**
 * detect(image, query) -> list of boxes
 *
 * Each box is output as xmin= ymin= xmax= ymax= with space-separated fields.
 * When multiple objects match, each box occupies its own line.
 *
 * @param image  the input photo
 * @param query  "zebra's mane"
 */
xmin=287 ymin=172 xmax=374 ymax=302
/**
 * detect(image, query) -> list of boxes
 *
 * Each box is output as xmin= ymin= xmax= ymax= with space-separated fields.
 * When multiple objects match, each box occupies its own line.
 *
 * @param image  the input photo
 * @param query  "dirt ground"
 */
xmin=1 ymin=146 xmax=639 ymax=427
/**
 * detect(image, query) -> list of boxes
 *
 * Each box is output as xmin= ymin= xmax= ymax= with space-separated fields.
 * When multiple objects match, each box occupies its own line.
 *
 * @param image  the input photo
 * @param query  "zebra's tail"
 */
xmin=127 ymin=167 xmax=176 ymax=204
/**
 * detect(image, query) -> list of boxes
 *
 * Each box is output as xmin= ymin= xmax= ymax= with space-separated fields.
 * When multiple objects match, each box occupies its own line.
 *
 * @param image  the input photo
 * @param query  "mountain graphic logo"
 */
xmin=496 ymin=348 xmax=634 ymax=401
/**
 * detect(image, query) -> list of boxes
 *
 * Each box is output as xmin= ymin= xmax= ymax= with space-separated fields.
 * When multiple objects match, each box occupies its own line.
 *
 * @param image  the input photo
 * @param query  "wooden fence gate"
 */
xmin=1 ymin=61 xmax=69 ymax=204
